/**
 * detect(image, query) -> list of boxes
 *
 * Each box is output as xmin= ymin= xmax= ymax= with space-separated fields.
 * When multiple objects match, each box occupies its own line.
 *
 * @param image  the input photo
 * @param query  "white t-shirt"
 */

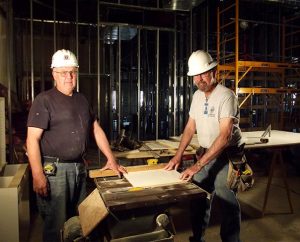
xmin=189 ymin=84 xmax=242 ymax=148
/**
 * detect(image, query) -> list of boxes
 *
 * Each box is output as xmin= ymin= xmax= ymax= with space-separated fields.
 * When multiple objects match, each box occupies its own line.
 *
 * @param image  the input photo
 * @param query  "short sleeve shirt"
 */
xmin=27 ymin=88 xmax=95 ymax=160
xmin=189 ymin=84 xmax=242 ymax=148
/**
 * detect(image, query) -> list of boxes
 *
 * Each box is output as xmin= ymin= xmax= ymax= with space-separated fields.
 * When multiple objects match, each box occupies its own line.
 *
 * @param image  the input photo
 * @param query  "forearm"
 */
xmin=26 ymin=127 xmax=49 ymax=196
xmin=26 ymin=136 xmax=44 ymax=177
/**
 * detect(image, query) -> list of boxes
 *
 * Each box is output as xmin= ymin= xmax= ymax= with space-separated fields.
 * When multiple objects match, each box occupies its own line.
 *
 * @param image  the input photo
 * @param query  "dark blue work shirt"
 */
xmin=27 ymin=87 xmax=95 ymax=160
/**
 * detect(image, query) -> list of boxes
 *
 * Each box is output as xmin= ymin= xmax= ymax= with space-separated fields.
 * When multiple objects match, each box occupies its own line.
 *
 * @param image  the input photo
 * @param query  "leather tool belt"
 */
xmin=196 ymin=144 xmax=254 ymax=193
xmin=226 ymin=144 xmax=254 ymax=192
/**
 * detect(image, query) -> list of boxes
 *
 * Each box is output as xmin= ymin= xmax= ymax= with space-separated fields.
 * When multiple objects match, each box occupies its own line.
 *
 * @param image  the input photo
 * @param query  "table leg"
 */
xmin=261 ymin=149 xmax=293 ymax=216
xmin=278 ymin=151 xmax=294 ymax=214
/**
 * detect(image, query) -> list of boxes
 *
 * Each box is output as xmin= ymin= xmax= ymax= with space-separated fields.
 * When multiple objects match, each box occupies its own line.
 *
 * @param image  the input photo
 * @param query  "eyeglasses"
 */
xmin=200 ymin=70 xmax=211 ymax=78
xmin=193 ymin=70 xmax=212 ymax=82
xmin=54 ymin=71 xmax=78 ymax=77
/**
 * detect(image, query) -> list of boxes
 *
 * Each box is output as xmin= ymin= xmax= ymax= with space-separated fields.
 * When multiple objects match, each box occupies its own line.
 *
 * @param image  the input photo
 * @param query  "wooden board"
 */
xmin=78 ymin=188 xmax=109 ymax=237
xmin=169 ymin=135 xmax=199 ymax=149
xmin=140 ymin=141 xmax=170 ymax=150
xmin=156 ymin=139 xmax=193 ymax=150
xmin=112 ymin=150 xmax=173 ymax=159
xmin=140 ymin=140 xmax=193 ymax=151
xmin=123 ymin=169 xmax=183 ymax=187
xmin=89 ymin=163 xmax=167 ymax=178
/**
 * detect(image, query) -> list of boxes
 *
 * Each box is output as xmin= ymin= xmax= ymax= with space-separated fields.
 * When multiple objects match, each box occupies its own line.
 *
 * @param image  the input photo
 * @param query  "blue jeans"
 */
xmin=37 ymin=163 xmax=87 ymax=242
xmin=190 ymin=155 xmax=241 ymax=242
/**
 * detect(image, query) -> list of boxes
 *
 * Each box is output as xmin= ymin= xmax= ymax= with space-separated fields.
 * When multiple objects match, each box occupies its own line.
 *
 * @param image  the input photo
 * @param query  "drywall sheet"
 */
xmin=124 ymin=169 xmax=184 ymax=187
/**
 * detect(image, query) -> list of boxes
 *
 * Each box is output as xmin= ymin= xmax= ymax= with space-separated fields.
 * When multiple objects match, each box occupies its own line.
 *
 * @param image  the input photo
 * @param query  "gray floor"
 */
xmin=29 ymin=175 xmax=300 ymax=242
xmin=172 ymin=176 xmax=300 ymax=242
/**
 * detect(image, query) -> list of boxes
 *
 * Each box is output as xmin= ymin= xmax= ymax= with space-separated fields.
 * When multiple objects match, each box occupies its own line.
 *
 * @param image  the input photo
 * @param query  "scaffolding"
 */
xmin=217 ymin=0 xmax=300 ymax=131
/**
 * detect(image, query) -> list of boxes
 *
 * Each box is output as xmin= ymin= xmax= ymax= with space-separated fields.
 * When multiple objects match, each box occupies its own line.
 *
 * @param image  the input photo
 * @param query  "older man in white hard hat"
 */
xmin=165 ymin=50 xmax=243 ymax=242
xmin=26 ymin=49 xmax=126 ymax=242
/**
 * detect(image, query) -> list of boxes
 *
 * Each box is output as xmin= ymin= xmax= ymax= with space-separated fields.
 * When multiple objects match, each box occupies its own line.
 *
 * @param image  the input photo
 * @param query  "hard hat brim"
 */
xmin=187 ymin=61 xmax=218 ymax=76
xmin=51 ymin=64 xmax=79 ymax=68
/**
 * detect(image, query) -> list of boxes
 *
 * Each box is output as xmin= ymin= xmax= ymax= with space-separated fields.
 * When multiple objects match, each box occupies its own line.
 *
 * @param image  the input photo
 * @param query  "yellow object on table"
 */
xmin=147 ymin=158 xmax=158 ymax=165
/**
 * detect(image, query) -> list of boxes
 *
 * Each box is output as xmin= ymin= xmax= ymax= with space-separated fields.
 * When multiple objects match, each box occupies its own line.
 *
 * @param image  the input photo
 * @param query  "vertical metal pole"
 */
xmin=137 ymin=29 xmax=141 ymax=140
xmin=217 ymin=6 xmax=220 ymax=82
xmin=235 ymin=0 xmax=239 ymax=94
xmin=97 ymin=0 xmax=101 ymax=164
xmin=173 ymin=16 xmax=177 ymax=136
xmin=206 ymin=4 xmax=209 ymax=51
xmin=280 ymin=16 xmax=286 ymax=129
xmin=76 ymin=0 xmax=79 ymax=90
xmin=30 ymin=0 xmax=34 ymax=101
xmin=118 ymin=27 xmax=121 ymax=134
xmin=7 ymin=0 xmax=14 ymax=163
xmin=217 ymin=7 xmax=220 ymax=63
xmin=189 ymin=9 xmax=193 ymax=118
xmin=53 ymin=0 xmax=56 ymax=51
xmin=117 ymin=0 xmax=121 ymax=135
xmin=155 ymin=29 xmax=159 ymax=139
xmin=156 ymin=0 xmax=159 ymax=139
xmin=41 ymin=20 xmax=45 ymax=92
xmin=190 ymin=9 xmax=193 ymax=52
xmin=88 ymin=27 xmax=91 ymax=74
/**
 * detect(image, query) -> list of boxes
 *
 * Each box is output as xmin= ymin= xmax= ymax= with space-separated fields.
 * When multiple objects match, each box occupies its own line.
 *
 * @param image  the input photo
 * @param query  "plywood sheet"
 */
xmin=123 ymin=169 xmax=184 ymax=187
xmin=78 ymin=188 xmax=109 ymax=237
xmin=141 ymin=141 xmax=170 ymax=150
xmin=172 ymin=130 xmax=300 ymax=149
xmin=157 ymin=139 xmax=193 ymax=150
xmin=89 ymin=163 xmax=167 ymax=178
xmin=169 ymin=135 xmax=199 ymax=149
xmin=242 ymin=130 xmax=300 ymax=148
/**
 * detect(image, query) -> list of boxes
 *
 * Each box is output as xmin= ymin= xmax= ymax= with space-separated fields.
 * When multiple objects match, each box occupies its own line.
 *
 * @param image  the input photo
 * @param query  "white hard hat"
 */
xmin=51 ymin=49 xmax=79 ymax=68
xmin=187 ymin=50 xmax=217 ymax=76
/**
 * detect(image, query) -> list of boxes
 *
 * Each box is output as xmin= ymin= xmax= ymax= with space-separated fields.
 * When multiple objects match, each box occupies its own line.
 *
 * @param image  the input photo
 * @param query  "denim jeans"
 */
xmin=36 ymin=162 xmax=87 ymax=242
xmin=190 ymin=155 xmax=241 ymax=242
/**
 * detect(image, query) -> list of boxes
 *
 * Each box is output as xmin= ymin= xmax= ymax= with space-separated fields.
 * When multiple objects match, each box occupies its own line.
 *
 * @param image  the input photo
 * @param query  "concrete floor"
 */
xmin=28 ymin=175 xmax=300 ymax=242
xmin=172 ymin=176 xmax=300 ymax=242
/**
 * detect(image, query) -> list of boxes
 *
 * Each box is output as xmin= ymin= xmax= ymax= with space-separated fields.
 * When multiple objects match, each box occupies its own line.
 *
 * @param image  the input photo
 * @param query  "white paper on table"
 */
xmin=124 ymin=169 xmax=184 ymax=188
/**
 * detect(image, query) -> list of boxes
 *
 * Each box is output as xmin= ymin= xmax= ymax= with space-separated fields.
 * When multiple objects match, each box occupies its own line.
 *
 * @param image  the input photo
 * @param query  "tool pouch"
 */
xmin=226 ymin=144 xmax=254 ymax=192
xmin=43 ymin=162 xmax=57 ymax=176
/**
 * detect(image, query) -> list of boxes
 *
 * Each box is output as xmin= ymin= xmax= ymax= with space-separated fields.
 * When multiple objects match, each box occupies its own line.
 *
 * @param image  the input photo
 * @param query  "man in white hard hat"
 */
xmin=26 ymin=49 xmax=126 ymax=242
xmin=165 ymin=50 xmax=243 ymax=242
